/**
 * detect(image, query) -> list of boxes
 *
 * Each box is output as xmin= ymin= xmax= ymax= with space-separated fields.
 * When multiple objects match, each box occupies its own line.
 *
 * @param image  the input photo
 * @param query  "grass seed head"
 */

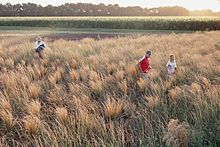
xmin=103 ymin=98 xmax=124 ymax=120
xmin=23 ymin=115 xmax=41 ymax=135
xmin=163 ymin=119 xmax=190 ymax=147
xmin=0 ymin=110 xmax=14 ymax=128
xmin=55 ymin=107 xmax=69 ymax=123
xmin=137 ymin=78 xmax=147 ymax=92
xmin=115 ymin=70 xmax=124 ymax=81
xmin=29 ymin=84 xmax=41 ymax=99
xmin=27 ymin=100 xmax=41 ymax=116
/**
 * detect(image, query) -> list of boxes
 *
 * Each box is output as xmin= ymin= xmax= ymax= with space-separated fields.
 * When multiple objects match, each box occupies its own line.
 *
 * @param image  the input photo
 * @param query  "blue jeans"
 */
xmin=36 ymin=46 xmax=44 ymax=53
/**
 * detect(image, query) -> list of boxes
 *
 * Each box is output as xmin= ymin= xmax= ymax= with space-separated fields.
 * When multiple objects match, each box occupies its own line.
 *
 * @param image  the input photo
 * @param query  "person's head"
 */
xmin=145 ymin=50 xmax=152 ymax=58
xmin=36 ymin=36 xmax=43 ymax=41
xmin=169 ymin=54 xmax=175 ymax=61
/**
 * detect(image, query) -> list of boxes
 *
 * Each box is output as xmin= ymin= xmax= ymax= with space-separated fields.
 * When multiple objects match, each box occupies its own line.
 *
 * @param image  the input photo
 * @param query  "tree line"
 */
xmin=0 ymin=3 xmax=219 ymax=16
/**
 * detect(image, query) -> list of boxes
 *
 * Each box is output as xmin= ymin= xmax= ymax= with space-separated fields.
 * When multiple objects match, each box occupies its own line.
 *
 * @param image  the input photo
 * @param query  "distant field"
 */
xmin=0 ymin=16 xmax=220 ymax=31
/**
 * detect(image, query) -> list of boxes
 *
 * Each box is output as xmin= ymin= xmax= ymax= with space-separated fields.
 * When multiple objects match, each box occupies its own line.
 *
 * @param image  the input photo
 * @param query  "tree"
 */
xmin=0 ymin=3 xmax=218 ymax=16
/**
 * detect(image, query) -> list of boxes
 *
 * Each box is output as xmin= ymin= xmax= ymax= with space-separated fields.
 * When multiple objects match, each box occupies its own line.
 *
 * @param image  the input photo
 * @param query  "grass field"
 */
xmin=0 ymin=30 xmax=219 ymax=146
xmin=0 ymin=16 xmax=220 ymax=31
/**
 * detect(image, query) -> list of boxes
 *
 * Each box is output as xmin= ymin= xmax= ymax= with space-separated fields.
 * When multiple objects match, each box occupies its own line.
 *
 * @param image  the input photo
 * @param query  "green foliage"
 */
xmin=0 ymin=17 xmax=220 ymax=31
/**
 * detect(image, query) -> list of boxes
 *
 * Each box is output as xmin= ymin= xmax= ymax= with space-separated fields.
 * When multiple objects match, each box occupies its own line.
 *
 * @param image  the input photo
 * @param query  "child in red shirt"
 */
xmin=138 ymin=50 xmax=152 ymax=81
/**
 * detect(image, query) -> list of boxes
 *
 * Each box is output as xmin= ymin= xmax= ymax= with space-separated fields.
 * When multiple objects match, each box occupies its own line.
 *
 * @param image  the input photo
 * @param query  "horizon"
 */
xmin=0 ymin=0 xmax=220 ymax=12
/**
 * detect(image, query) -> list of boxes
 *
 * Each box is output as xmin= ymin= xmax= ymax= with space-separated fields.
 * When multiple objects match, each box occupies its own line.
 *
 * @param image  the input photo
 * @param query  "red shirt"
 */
xmin=138 ymin=57 xmax=151 ymax=73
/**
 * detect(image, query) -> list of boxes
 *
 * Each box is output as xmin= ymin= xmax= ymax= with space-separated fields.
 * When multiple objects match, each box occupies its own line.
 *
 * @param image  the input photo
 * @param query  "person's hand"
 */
xmin=145 ymin=69 xmax=149 ymax=73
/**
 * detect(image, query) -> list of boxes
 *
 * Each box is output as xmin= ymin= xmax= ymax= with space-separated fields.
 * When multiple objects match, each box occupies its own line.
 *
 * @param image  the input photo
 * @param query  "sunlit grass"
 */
xmin=0 ymin=31 xmax=219 ymax=146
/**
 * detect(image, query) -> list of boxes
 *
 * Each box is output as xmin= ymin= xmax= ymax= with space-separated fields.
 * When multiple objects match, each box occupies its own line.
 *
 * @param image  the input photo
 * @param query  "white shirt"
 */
xmin=34 ymin=41 xmax=46 ymax=50
xmin=166 ymin=60 xmax=177 ymax=74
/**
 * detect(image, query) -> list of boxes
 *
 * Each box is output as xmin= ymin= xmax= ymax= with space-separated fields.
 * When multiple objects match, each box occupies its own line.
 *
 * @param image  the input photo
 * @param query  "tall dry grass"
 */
xmin=0 ymin=31 xmax=219 ymax=146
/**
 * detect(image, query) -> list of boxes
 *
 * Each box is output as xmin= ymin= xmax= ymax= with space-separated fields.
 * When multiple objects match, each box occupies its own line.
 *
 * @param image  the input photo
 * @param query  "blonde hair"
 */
xmin=36 ymin=36 xmax=42 ymax=41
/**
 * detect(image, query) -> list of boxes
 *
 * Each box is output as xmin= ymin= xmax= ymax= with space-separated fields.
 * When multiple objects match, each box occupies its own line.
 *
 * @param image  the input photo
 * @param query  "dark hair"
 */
xmin=146 ymin=50 xmax=152 ymax=55
xmin=170 ymin=54 xmax=175 ymax=58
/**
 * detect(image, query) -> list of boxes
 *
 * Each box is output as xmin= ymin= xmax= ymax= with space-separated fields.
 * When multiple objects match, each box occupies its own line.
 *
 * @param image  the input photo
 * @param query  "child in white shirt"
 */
xmin=166 ymin=54 xmax=177 ymax=75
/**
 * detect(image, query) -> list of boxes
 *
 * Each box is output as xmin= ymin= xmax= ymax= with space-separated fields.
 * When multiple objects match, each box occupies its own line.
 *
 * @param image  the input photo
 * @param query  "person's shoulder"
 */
xmin=139 ymin=56 xmax=146 ymax=62
xmin=34 ymin=41 xmax=38 ymax=46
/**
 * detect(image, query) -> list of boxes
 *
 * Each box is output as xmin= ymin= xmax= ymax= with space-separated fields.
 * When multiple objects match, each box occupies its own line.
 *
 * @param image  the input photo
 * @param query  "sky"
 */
xmin=0 ymin=0 xmax=220 ymax=12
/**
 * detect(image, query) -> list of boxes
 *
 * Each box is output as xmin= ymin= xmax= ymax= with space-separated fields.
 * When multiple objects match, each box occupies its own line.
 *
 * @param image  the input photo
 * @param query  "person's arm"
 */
xmin=34 ymin=42 xmax=38 ymax=50
xmin=138 ymin=57 xmax=144 ymax=72
xmin=146 ymin=59 xmax=151 ymax=72
xmin=39 ymin=44 xmax=46 ymax=48
xmin=166 ymin=61 xmax=169 ymax=68
xmin=174 ymin=62 xmax=177 ymax=73
xmin=41 ymin=41 xmax=47 ymax=48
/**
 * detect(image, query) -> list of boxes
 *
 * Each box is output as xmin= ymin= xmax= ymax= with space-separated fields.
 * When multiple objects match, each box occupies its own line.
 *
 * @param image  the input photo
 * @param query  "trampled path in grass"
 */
xmin=0 ymin=26 xmax=194 ymax=41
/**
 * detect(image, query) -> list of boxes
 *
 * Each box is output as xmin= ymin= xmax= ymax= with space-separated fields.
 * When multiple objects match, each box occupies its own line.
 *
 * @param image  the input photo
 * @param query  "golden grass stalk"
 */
xmin=48 ymin=75 xmax=56 ymax=86
xmin=54 ymin=70 xmax=62 ymax=83
xmin=27 ymin=100 xmax=41 ymax=116
xmin=77 ymin=108 xmax=98 ymax=130
xmin=151 ymin=82 xmax=160 ymax=92
xmin=190 ymin=82 xmax=201 ymax=94
xmin=0 ymin=57 xmax=4 ymax=66
xmin=0 ymin=110 xmax=14 ymax=128
xmin=32 ymin=65 xmax=42 ymax=79
xmin=163 ymin=119 xmax=190 ymax=147
xmin=149 ymin=69 xmax=159 ymax=80
xmin=169 ymin=86 xmax=182 ymax=103
xmin=27 ymin=65 xmax=35 ymax=78
xmin=70 ymin=59 xmax=79 ymax=69
xmin=215 ymin=43 xmax=220 ymax=50
xmin=89 ymin=70 xmax=100 ymax=81
xmin=127 ymin=65 xmax=137 ymax=77
xmin=145 ymin=96 xmax=160 ymax=109
xmin=79 ymin=67 xmax=89 ymax=81
xmin=55 ymin=107 xmax=68 ymax=123
xmin=103 ymin=98 xmax=124 ymax=120
xmin=89 ymin=80 xmax=103 ymax=95
xmin=200 ymin=77 xmax=210 ymax=88
xmin=80 ymin=95 xmax=91 ymax=108
xmin=89 ymin=56 xmax=99 ymax=68
xmin=115 ymin=70 xmax=124 ymax=81
xmin=46 ymin=86 xmax=65 ymax=106
xmin=164 ymin=80 xmax=173 ymax=89
xmin=69 ymin=83 xmax=81 ymax=95
xmin=107 ymin=64 xmax=117 ymax=75
xmin=22 ymin=115 xmax=41 ymax=135
xmin=2 ymin=73 xmax=17 ymax=90
xmin=5 ymin=58 xmax=14 ymax=68
xmin=0 ymin=97 xmax=12 ymax=112
xmin=137 ymin=78 xmax=147 ymax=92
xmin=117 ymin=80 xmax=128 ymax=94
xmin=70 ymin=70 xmax=80 ymax=81
xmin=29 ymin=83 xmax=41 ymax=99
